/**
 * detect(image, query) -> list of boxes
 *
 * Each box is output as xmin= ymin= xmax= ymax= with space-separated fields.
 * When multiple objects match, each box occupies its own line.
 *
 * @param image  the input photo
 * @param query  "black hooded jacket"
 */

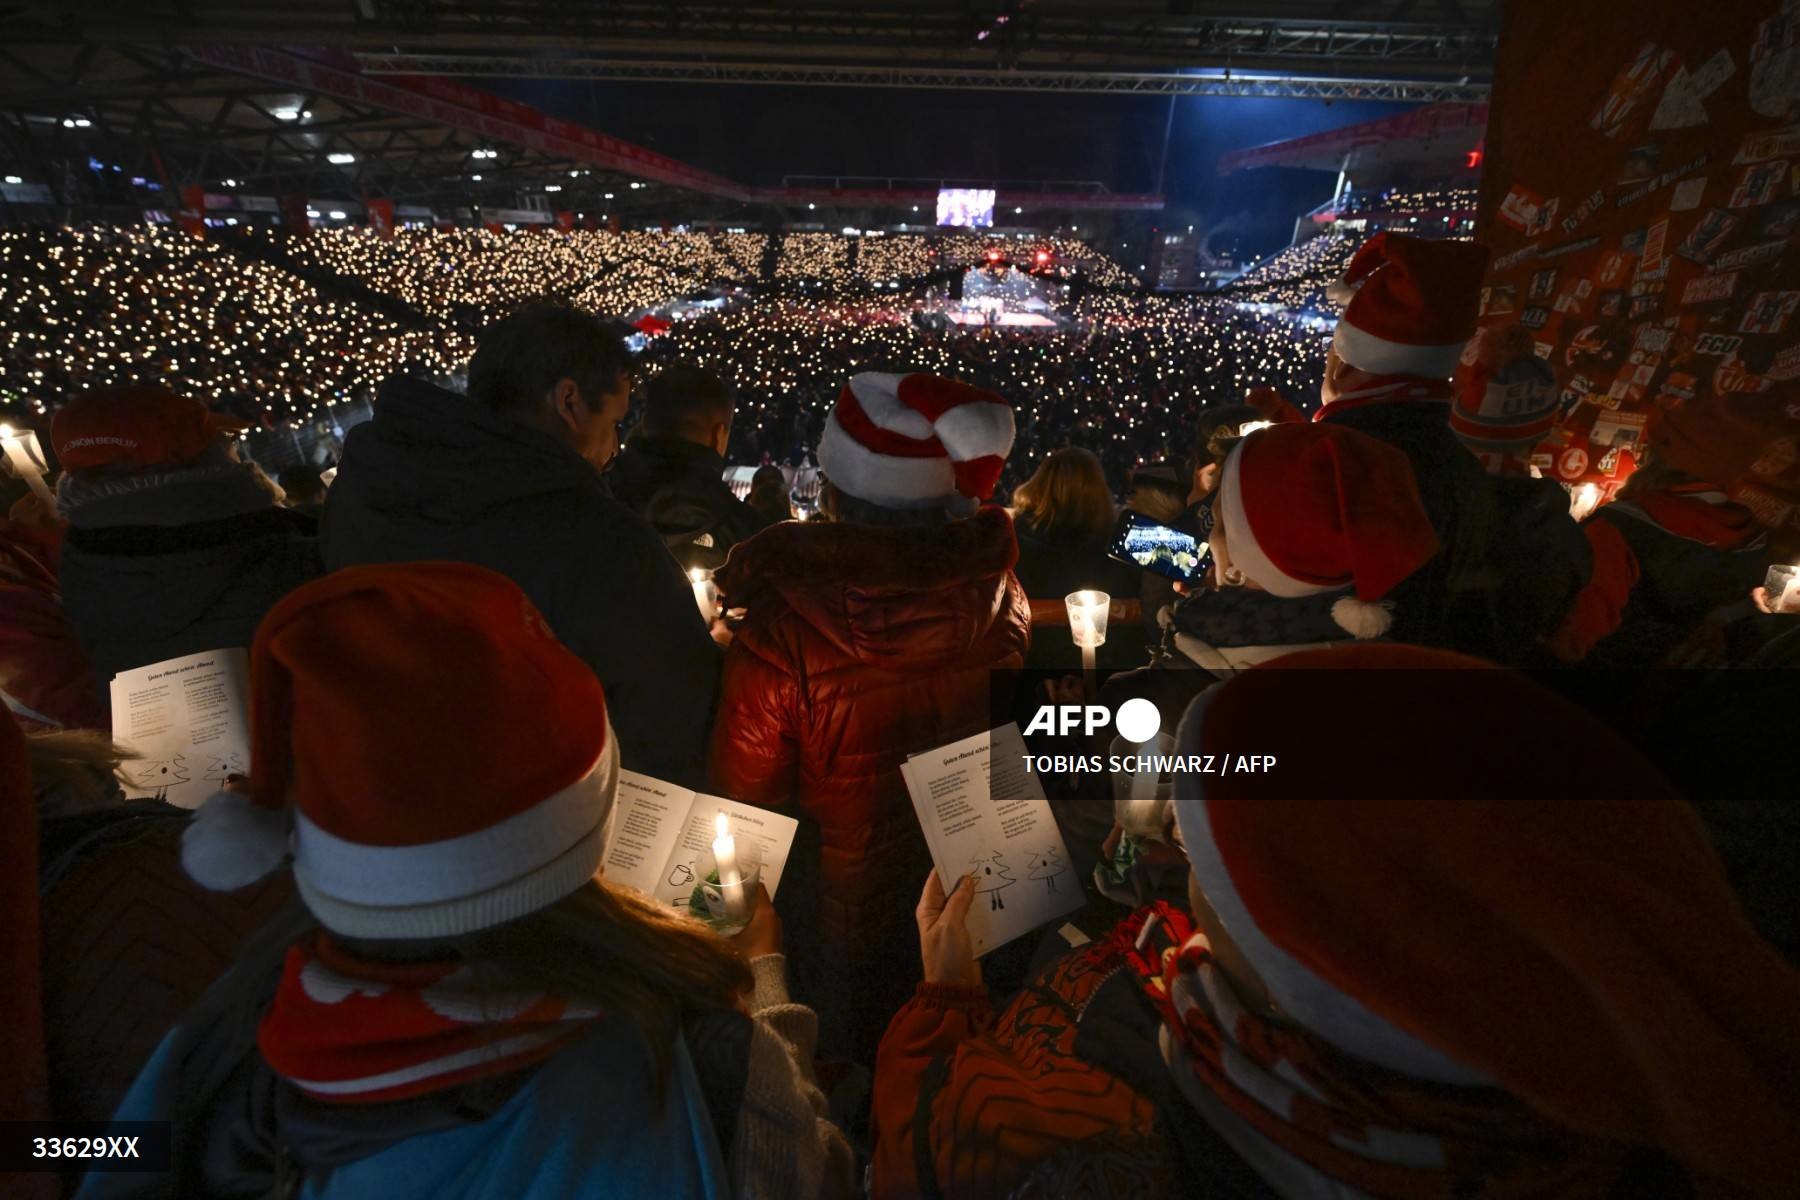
xmin=322 ymin=377 xmax=719 ymax=786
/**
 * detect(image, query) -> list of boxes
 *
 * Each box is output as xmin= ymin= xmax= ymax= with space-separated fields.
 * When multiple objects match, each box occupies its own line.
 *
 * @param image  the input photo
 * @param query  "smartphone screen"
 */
xmin=1108 ymin=510 xmax=1212 ymax=584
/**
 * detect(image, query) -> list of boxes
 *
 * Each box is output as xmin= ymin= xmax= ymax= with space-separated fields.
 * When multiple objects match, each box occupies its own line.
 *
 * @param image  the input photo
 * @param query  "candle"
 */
xmin=712 ymin=811 xmax=741 ymax=891
xmin=1568 ymin=482 xmax=1602 ymax=522
xmin=689 ymin=567 xmax=718 ymax=623
xmin=0 ymin=424 xmax=54 ymax=507
xmin=1065 ymin=589 xmax=1110 ymax=694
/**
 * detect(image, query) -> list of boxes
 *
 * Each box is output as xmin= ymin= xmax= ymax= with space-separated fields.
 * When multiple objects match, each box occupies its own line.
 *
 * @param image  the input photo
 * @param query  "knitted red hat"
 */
xmin=1172 ymin=645 xmax=1800 ymax=1194
xmin=816 ymin=372 xmax=1014 ymax=509
xmin=1328 ymin=232 xmax=1492 ymax=379
xmin=52 ymin=385 xmax=247 ymax=471
xmin=1215 ymin=423 xmax=1439 ymax=637
xmin=1452 ymin=323 xmax=1561 ymax=457
xmin=181 ymin=563 xmax=618 ymax=939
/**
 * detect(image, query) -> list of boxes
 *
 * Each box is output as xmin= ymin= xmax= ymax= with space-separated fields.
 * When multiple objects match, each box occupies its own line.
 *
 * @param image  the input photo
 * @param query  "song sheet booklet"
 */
xmin=602 ymin=772 xmax=800 ymax=908
xmin=110 ymin=648 xmax=253 ymax=809
xmin=900 ymin=724 xmax=1084 ymax=955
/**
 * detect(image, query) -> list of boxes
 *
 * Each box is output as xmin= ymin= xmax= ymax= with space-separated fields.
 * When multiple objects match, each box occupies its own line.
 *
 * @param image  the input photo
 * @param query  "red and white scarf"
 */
xmin=1124 ymin=904 xmax=1627 ymax=1198
xmin=257 ymin=935 xmax=599 ymax=1105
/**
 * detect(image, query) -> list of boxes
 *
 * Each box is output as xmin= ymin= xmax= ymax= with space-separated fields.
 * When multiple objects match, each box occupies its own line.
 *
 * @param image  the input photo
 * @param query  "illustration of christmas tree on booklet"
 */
xmin=970 ymin=850 xmax=1017 ymax=910
xmin=134 ymin=754 xmax=190 ymax=802
xmin=1027 ymin=847 xmax=1067 ymax=893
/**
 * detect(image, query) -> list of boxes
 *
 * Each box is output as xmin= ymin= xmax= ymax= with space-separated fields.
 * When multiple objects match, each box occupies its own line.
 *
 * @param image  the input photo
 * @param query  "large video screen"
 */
xmin=936 ymin=188 xmax=995 ymax=228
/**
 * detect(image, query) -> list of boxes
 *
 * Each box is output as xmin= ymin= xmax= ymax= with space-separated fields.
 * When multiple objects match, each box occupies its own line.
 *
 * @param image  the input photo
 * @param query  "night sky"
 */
xmin=499 ymin=78 xmax=1407 ymax=259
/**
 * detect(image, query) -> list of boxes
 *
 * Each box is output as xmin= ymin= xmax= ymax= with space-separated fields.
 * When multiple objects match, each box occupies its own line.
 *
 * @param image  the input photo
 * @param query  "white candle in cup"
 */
xmin=712 ymin=811 xmax=741 ymax=891
xmin=1065 ymin=589 xmax=1110 ymax=686
xmin=689 ymin=567 xmax=718 ymax=623
xmin=0 ymin=424 xmax=55 ymax=507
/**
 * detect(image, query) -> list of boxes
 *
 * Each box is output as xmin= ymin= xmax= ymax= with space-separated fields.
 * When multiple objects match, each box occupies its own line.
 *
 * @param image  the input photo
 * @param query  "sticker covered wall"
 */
xmin=1479 ymin=0 xmax=1800 ymax=528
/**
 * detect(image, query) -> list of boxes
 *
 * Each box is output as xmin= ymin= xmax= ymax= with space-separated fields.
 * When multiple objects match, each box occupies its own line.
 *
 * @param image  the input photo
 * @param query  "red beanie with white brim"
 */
xmin=181 ymin=562 xmax=618 ymax=939
xmin=817 ymin=372 xmax=1014 ymax=509
xmin=1328 ymin=231 xmax=1491 ymax=379
xmin=1215 ymin=422 xmax=1439 ymax=638
xmin=1171 ymin=644 xmax=1800 ymax=1193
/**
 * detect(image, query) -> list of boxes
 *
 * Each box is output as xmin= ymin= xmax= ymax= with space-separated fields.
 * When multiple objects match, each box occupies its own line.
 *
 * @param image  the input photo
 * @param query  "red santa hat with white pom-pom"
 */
xmin=180 ymin=562 xmax=618 ymax=939
xmin=1216 ymin=422 xmax=1440 ymax=638
xmin=816 ymin=372 xmax=1015 ymax=510
xmin=1326 ymin=231 xmax=1492 ymax=379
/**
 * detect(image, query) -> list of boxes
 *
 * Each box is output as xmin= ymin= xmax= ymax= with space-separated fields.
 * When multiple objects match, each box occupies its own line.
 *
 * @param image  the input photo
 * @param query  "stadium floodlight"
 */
xmin=328 ymin=210 xmax=347 ymax=220
xmin=306 ymin=209 xmax=321 ymax=218
xmin=544 ymin=184 xmax=562 ymax=192
xmin=328 ymin=152 xmax=356 ymax=165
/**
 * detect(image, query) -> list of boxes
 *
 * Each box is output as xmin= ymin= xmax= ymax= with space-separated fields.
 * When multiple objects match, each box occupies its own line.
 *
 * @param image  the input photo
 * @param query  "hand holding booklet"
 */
xmin=901 ymin=724 xmax=1084 ymax=955
xmin=601 ymin=771 xmax=800 ymax=909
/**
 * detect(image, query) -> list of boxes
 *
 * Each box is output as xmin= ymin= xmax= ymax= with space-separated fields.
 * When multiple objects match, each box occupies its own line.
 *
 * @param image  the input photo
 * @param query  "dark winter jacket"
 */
xmin=1317 ymin=390 xmax=1497 ymax=651
xmin=59 ymin=506 xmax=321 ymax=691
xmin=709 ymin=507 xmax=1031 ymax=1057
xmin=322 ymin=377 xmax=720 ymax=786
xmin=1548 ymin=485 xmax=1768 ymax=670
xmin=607 ymin=433 xmax=771 ymax=570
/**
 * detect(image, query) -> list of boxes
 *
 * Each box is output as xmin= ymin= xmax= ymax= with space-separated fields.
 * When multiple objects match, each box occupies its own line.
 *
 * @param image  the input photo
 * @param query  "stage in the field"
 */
xmin=944 ymin=309 xmax=1060 ymax=329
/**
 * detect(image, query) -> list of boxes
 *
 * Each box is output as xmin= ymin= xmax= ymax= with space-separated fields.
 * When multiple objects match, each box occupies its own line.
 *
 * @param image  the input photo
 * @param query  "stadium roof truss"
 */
xmin=0 ymin=42 xmax=690 ymax=213
xmin=350 ymin=56 xmax=1488 ymax=104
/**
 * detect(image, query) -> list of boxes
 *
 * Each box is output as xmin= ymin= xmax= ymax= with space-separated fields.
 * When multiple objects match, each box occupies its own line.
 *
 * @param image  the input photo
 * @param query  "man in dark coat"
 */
xmin=606 ymin=362 xmax=769 ymax=570
xmin=323 ymin=301 xmax=718 ymax=786
xmin=51 ymin=386 xmax=321 ymax=691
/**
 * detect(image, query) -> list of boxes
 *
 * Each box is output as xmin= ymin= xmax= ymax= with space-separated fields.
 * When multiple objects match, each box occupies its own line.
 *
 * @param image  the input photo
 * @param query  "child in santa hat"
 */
xmin=709 ymin=372 xmax=1031 ymax=1062
xmin=80 ymin=563 xmax=852 ymax=1200
xmin=875 ymin=644 xmax=1800 ymax=1199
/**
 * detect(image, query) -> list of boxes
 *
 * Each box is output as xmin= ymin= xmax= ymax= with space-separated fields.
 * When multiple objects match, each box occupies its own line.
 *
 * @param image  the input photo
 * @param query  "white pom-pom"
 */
xmin=1325 ymin=276 xmax=1361 ymax=306
xmin=1331 ymin=596 xmax=1394 ymax=640
xmin=181 ymin=790 xmax=292 ymax=891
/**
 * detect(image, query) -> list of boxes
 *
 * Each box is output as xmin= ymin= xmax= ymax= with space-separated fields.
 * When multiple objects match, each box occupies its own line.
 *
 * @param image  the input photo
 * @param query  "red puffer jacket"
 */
xmin=710 ymin=507 xmax=1030 ymax=1056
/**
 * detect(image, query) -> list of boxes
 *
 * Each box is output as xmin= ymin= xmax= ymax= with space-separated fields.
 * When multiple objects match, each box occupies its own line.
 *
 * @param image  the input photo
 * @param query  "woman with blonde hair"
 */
xmin=1009 ymin=447 xmax=1138 ymax=667
xmin=80 ymin=563 xmax=852 ymax=1200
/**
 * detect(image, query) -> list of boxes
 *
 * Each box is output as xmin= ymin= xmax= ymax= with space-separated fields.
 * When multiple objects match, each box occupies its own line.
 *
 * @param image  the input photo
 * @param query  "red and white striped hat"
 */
xmin=1327 ymin=232 xmax=1491 ymax=379
xmin=1452 ymin=323 xmax=1560 ymax=458
xmin=181 ymin=563 xmax=618 ymax=939
xmin=817 ymin=372 xmax=1015 ymax=509
xmin=1216 ymin=423 xmax=1439 ymax=638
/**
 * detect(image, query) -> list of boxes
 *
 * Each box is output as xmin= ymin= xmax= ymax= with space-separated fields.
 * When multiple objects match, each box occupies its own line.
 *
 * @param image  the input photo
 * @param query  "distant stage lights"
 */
xmin=544 ymin=184 xmax=562 ymax=192
xmin=327 ymin=153 xmax=356 ymax=165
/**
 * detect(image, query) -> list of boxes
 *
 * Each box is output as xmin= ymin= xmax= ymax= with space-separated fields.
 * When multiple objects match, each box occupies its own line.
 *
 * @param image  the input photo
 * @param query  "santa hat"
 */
xmin=1327 ymin=232 xmax=1491 ymax=379
xmin=816 ymin=372 xmax=1014 ymax=509
xmin=1215 ymin=423 xmax=1439 ymax=638
xmin=1451 ymin=324 xmax=1560 ymax=457
xmin=181 ymin=563 xmax=619 ymax=940
xmin=1171 ymin=645 xmax=1800 ymax=1193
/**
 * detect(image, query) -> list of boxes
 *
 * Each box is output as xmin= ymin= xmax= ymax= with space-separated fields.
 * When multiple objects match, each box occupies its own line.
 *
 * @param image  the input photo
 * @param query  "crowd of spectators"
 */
xmin=3 ymin=216 xmax=1798 ymax=1200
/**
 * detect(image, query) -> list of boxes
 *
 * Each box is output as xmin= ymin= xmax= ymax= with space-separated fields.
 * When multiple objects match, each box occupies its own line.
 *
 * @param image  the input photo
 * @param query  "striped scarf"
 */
xmin=1124 ymin=905 xmax=1628 ymax=1198
xmin=257 ymin=934 xmax=599 ymax=1105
